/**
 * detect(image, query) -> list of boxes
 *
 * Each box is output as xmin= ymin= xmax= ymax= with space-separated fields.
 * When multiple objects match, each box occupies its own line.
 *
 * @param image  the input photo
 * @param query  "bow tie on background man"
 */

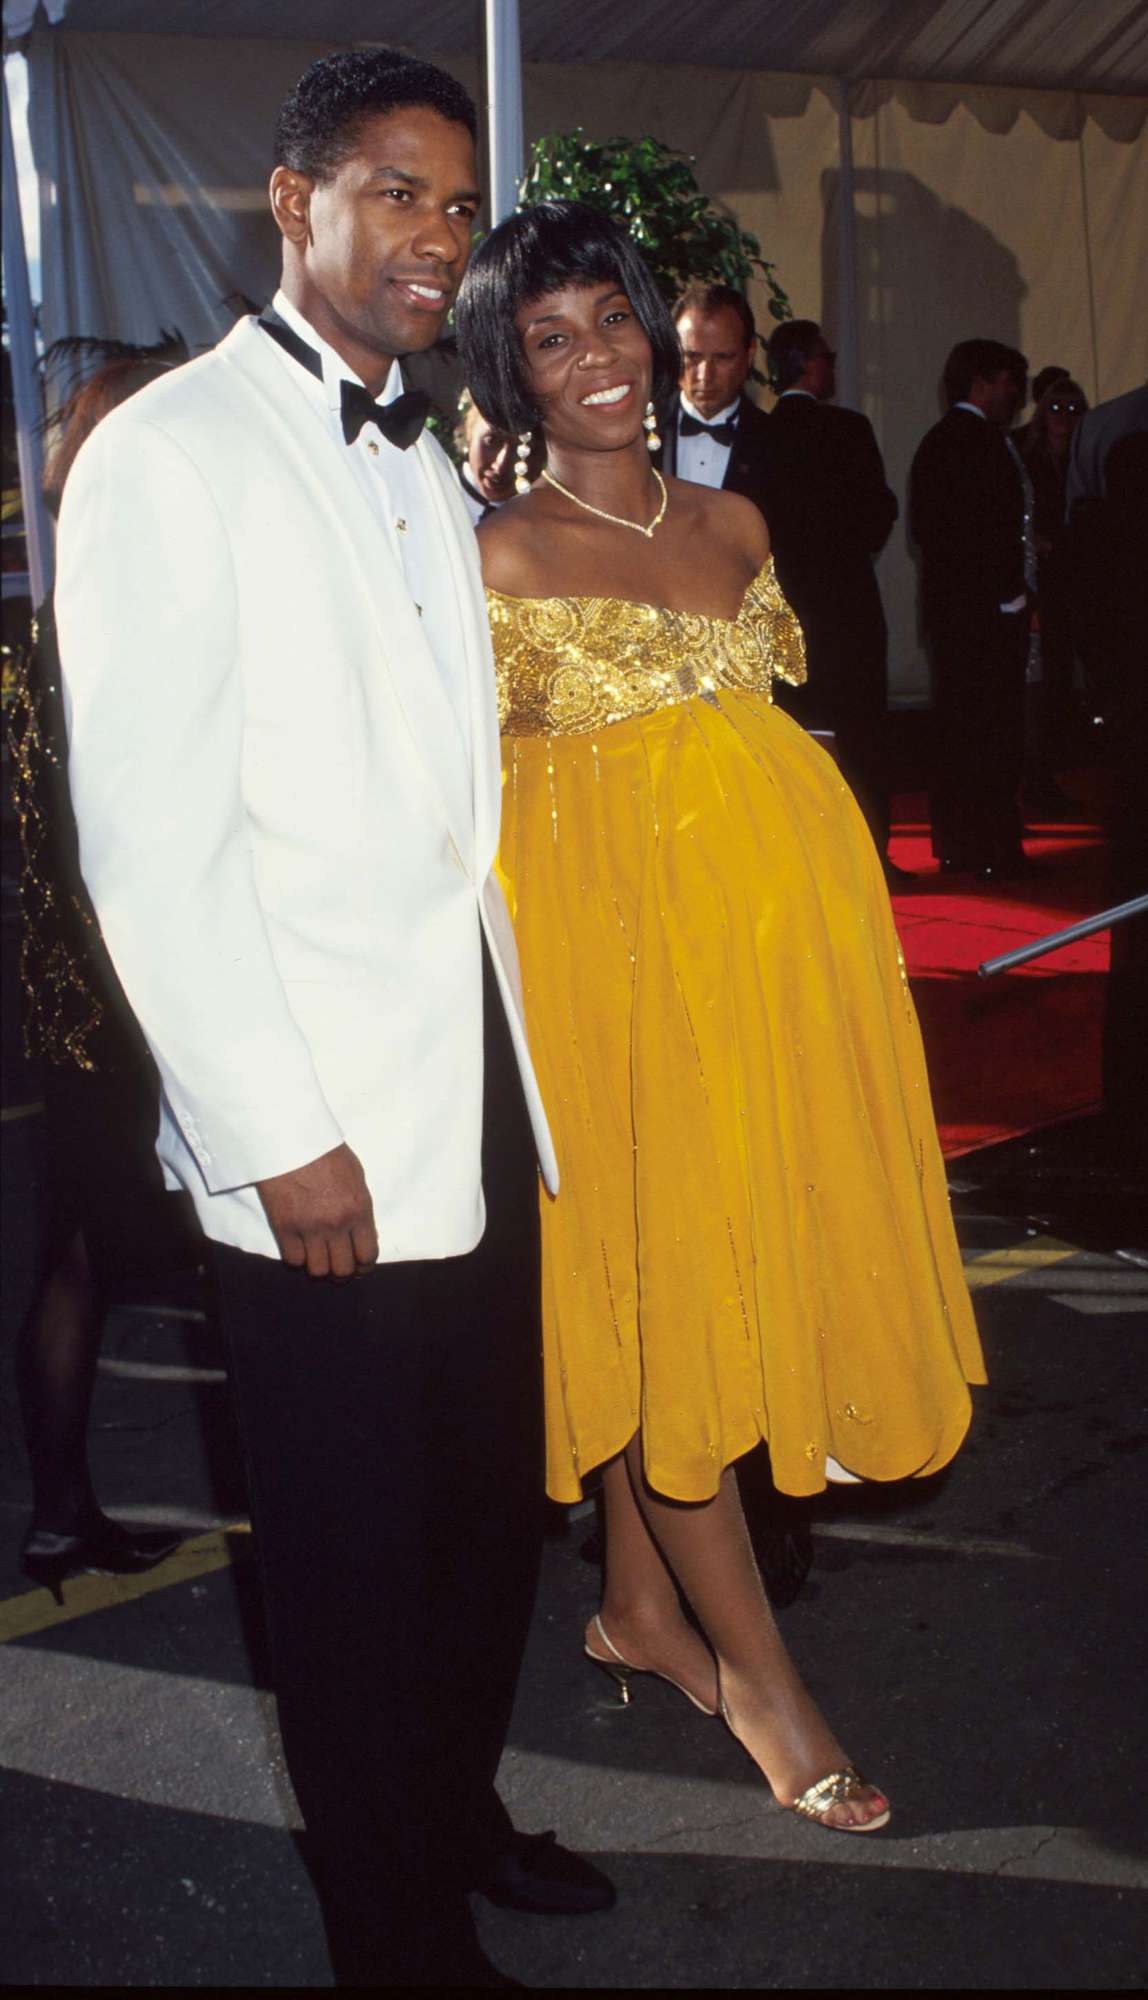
xmin=258 ymin=308 xmax=430 ymax=450
xmin=679 ymin=412 xmax=739 ymax=445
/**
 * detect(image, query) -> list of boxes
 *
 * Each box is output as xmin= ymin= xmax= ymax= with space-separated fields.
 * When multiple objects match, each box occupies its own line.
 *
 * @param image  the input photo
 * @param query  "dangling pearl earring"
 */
xmin=515 ymin=430 xmax=534 ymax=494
xmin=643 ymin=400 xmax=661 ymax=453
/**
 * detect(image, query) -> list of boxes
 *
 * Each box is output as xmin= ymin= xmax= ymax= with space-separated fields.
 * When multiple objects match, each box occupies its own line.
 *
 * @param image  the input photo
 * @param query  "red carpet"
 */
xmin=888 ymin=795 xmax=1110 ymax=1157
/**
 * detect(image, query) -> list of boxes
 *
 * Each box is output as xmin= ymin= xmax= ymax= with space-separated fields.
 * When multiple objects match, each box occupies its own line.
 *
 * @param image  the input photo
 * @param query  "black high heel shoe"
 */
xmin=21 ymin=1515 xmax=185 ymax=1605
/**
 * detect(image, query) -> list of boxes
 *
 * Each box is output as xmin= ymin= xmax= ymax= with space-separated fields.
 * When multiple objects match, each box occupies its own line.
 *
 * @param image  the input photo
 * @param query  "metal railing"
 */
xmin=978 ymin=894 xmax=1148 ymax=978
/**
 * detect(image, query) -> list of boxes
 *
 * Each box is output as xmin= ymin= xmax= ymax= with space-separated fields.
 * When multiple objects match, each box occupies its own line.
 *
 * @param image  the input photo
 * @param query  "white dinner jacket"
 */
xmin=56 ymin=314 xmax=557 ymax=1259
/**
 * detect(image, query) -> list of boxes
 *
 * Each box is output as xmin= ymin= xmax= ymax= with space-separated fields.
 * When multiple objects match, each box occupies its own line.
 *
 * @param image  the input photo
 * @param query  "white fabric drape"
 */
xmin=24 ymin=29 xmax=1148 ymax=696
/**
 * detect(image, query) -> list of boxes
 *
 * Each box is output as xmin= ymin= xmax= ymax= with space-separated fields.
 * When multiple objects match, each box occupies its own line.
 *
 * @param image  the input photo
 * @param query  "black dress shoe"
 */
xmin=473 ymin=1830 xmax=615 ymax=1915
xmin=21 ymin=1514 xmax=185 ymax=1604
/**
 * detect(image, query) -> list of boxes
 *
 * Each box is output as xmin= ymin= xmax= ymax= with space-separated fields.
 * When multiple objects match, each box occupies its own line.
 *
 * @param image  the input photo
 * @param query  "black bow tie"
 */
xmin=258 ymin=308 xmax=430 ymax=451
xmin=338 ymin=378 xmax=430 ymax=450
xmin=680 ymin=412 xmax=738 ymax=445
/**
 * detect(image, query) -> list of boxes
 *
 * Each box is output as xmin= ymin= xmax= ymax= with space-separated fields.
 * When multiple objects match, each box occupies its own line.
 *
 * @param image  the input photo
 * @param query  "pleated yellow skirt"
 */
xmin=499 ymin=690 xmax=985 ymax=1503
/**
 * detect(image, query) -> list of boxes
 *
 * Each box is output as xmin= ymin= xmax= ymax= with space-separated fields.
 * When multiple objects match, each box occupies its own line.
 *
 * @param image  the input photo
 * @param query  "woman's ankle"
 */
xmin=598 ymin=1594 xmax=690 ymax=1642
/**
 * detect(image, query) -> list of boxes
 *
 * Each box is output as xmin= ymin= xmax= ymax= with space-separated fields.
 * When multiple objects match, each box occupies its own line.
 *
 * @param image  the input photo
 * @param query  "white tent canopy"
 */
xmin=4 ymin=1 xmax=1147 ymax=691
xmin=6 ymin=0 xmax=1148 ymax=94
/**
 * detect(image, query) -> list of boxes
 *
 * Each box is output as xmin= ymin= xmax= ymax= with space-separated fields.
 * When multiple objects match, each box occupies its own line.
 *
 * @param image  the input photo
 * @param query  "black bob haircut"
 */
xmin=455 ymin=201 xmax=682 ymax=437
xmin=273 ymin=48 xmax=476 ymax=182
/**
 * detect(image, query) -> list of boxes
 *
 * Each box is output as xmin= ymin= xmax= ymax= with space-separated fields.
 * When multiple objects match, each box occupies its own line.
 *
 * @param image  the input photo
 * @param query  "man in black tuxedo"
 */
xmin=909 ymin=338 xmax=1030 ymax=879
xmin=760 ymin=319 xmax=901 ymax=872
xmin=660 ymin=283 xmax=772 ymax=513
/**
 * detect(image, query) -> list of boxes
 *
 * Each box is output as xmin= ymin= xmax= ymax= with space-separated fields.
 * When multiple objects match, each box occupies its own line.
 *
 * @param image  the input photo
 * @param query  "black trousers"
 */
xmin=212 ymin=943 xmax=544 ymax=1980
xmin=927 ymin=607 xmax=1028 ymax=868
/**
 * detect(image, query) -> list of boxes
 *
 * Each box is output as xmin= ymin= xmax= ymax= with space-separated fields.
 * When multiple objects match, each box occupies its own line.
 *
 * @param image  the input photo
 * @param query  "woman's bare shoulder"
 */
xmin=476 ymin=497 xmax=553 ymax=596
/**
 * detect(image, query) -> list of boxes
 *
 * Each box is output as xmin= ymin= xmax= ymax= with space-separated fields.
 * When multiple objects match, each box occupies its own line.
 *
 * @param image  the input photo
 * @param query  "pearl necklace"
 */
xmin=541 ymin=466 xmax=669 ymax=539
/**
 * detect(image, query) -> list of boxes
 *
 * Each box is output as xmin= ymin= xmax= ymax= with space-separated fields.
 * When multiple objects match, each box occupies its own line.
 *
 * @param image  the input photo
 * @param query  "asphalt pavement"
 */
xmin=2 ymin=765 xmax=1147 ymax=1989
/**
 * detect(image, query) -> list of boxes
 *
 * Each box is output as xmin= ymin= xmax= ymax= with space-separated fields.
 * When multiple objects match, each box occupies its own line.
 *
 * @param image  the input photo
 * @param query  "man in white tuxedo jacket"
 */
xmin=56 ymin=49 xmax=610 ymax=1987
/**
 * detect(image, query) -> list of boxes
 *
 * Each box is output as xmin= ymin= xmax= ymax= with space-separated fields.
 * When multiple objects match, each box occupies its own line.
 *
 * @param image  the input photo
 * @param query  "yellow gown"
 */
xmin=489 ymin=558 xmax=985 ymax=1504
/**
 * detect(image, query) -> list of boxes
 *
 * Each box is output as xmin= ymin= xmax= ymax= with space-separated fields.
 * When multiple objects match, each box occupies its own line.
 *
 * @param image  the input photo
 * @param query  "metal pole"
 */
xmin=2 ymin=56 xmax=52 ymax=607
xmin=835 ymin=78 xmax=860 ymax=412
xmin=484 ymin=0 xmax=524 ymax=227
xmin=978 ymin=894 xmax=1148 ymax=979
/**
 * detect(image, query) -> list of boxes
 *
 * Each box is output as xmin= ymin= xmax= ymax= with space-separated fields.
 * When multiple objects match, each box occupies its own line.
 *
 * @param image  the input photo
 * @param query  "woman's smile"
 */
xmin=577 ymin=380 xmax=635 ymax=409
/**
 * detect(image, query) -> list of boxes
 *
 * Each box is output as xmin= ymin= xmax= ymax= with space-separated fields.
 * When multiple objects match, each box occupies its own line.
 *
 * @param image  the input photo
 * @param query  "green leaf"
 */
xmin=517 ymin=128 xmax=792 ymax=326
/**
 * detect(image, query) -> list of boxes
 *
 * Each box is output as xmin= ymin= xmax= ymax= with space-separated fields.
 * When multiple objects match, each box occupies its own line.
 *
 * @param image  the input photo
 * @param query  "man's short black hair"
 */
xmin=455 ymin=200 xmax=682 ymax=437
xmin=766 ymin=318 xmax=824 ymax=392
xmin=673 ymin=283 xmax=755 ymax=348
xmin=942 ymin=338 xmax=1028 ymax=407
xmin=274 ymin=48 xmax=477 ymax=182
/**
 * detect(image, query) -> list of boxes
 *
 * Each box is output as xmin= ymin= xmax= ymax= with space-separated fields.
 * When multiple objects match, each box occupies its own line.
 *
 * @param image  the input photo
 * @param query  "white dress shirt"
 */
xmin=269 ymin=290 xmax=470 ymax=752
xmin=676 ymin=392 xmax=739 ymax=489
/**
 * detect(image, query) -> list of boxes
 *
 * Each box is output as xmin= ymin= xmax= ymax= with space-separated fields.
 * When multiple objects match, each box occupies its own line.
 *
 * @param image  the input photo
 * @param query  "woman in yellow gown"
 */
xmin=456 ymin=203 xmax=985 ymax=1834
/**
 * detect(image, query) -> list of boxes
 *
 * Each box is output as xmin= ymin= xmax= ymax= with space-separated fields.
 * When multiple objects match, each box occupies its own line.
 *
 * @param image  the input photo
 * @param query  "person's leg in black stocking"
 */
xmin=17 ymin=1228 xmax=102 ymax=1535
xmin=19 ymin=1060 xmax=193 ymax=1576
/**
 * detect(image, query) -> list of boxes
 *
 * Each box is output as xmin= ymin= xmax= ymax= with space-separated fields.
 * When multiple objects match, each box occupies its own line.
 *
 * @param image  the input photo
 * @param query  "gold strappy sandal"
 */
xmin=719 ymin=1694 xmax=891 ymax=1833
xmin=789 ymin=1766 xmax=891 ymax=1834
xmin=584 ymin=1614 xmax=720 ymax=1716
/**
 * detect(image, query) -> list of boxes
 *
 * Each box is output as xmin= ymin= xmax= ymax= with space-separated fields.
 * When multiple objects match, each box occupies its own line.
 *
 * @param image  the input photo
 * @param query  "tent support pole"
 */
xmin=2 ymin=56 xmax=51 ymax=608
xmin=484 ymin=0 xmax=524 ymax=226
xmin=835 ymin=78 xmax=860 ymax=412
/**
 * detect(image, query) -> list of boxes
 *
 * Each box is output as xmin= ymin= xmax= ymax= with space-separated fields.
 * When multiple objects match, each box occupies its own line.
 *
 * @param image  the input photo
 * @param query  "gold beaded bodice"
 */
xmin=487 ymin=556 xmax=806 ymax=738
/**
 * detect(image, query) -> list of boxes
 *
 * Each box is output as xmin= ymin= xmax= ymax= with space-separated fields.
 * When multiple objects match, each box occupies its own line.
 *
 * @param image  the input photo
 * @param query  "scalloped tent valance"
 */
xmin=5 ymin=0 xmax=1148 ymax=97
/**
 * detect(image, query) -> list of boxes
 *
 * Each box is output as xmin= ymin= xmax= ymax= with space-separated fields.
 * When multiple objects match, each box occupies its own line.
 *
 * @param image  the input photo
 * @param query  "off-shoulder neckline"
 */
xmin=484 ymin=555 xmax=775 ymax=629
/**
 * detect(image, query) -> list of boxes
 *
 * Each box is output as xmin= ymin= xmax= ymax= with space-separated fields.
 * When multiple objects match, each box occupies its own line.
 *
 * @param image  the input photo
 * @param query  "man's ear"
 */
xmin=270 ymin=165 xmax=312 ymax=246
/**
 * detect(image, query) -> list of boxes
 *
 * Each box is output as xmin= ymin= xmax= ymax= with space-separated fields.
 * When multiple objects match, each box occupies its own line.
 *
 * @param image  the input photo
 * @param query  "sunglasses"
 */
xmin=1048 ymin=399 xmax=1083 ymax=414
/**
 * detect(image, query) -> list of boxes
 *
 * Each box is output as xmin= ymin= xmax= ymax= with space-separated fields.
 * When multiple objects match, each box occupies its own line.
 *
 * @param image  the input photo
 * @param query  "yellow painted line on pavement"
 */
xmin=0 ymin=1526 xmax=250 ymax=1644
xmin=0 ymin=1235 xmax=1080 ymax=1645
xmin=1 ymin=1100 xmax=44 ymax=1124
xmin=963 ymin=1236 xmax=1078 ymax=1291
